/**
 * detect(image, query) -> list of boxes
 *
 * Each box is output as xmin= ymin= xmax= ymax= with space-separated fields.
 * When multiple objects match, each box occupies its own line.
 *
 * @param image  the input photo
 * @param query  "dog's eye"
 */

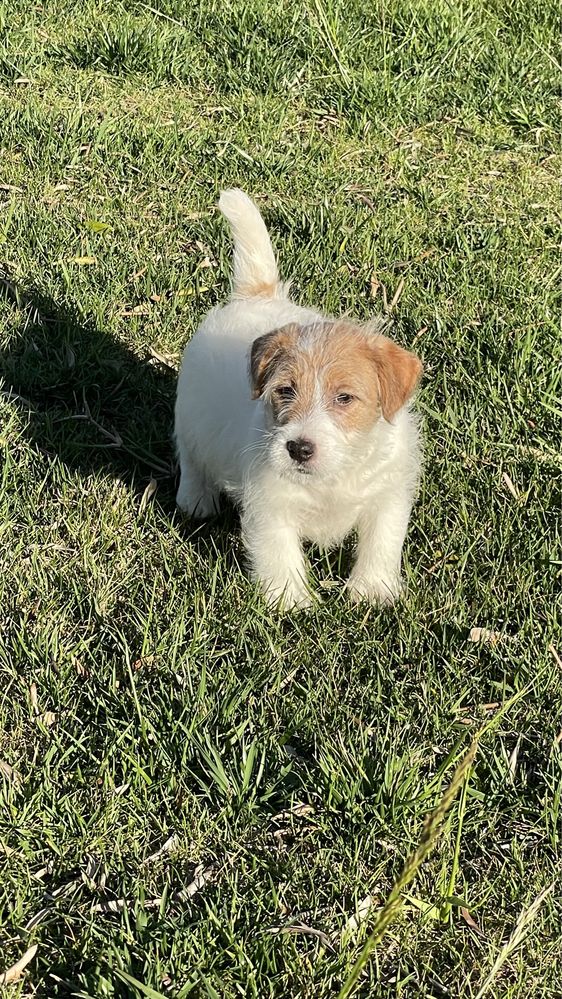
xmin=335 ymin=393 xmax=354 ymax=406
xmin=275 ymin=386 xmax=296 ymax=400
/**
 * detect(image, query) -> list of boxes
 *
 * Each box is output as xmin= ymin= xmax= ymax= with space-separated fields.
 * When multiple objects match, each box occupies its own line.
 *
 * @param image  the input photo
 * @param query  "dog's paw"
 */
xmin=176 ymin=486 xmax=219 ymax=519
xmin=261 ymin=579 xmax=316 ymax=612
xmin=345 ymin=572 xmax=403 ymax=606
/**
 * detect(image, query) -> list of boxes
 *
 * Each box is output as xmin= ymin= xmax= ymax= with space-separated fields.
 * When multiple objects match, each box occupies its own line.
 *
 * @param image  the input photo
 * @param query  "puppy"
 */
xmin=175 ymin=189 xmax=423 ymax=609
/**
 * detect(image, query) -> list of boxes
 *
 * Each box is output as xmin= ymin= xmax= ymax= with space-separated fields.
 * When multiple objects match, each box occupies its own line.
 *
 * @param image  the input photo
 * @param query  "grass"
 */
xmin=0 ymin=0 xmax=560 ymax=995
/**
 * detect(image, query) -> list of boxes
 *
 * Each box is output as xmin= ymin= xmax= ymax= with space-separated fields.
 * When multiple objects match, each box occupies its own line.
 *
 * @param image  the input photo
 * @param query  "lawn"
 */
xmin=0 ymin=1 xmax=560 ymax=996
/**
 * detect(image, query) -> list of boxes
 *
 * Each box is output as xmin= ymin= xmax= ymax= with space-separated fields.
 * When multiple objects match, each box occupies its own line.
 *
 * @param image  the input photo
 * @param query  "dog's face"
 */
xmin=250 ymin=321 xmax=422 ymax=482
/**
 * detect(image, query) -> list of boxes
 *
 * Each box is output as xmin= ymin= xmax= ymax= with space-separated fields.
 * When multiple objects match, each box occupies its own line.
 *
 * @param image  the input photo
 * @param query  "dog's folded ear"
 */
xmin=249 ymin=323 xmax=300 ymax=398
xmin=370 ymin=337 xmax=423 ymax=421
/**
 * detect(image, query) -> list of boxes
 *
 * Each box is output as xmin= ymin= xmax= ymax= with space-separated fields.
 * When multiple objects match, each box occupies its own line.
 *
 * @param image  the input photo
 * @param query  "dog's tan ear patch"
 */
xmin=371 ymin=337 xmax=423 ymax=421
xmin=249 ymin=323 xmax=300 ymax=398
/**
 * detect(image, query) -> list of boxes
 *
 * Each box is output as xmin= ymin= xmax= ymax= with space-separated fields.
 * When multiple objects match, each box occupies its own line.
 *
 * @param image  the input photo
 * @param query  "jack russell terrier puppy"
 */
xmin=175 ymin=189 xmax=422 ymax=609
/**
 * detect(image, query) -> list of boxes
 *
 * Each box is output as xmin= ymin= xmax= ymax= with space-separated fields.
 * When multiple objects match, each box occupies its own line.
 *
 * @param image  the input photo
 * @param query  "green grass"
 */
xmin=0 ymin=0 xmax=560 ymax=996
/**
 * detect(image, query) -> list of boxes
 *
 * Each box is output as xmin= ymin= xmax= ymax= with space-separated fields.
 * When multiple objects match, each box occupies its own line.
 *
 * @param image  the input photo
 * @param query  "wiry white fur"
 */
xmin=175 ymin=190 xmax=422 ymax=609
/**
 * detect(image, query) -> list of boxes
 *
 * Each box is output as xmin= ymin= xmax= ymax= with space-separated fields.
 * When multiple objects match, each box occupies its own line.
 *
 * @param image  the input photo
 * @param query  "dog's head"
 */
xmin=249 ymin=320 xmax=422 ymax=482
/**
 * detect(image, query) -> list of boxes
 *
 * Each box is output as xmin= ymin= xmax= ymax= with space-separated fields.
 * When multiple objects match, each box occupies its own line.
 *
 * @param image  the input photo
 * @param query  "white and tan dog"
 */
xmin=175 ymin=189 xmax=422 ymax=609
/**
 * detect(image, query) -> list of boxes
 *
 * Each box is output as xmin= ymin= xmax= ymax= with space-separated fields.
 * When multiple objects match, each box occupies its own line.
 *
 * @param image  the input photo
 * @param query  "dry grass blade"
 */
xmin=501 ymin=471 xmax=519 ymax=499
xmin=369 ymin=273 xmax=381 ymax=299
xmin=337 ymin=739 xmax=478 ymax=999
xmin=508 ymin=736 xmax=521 ymax=778
xmin=148 ymin=344 xmax=179 ymax=370
xmin=343 ymin=895 xmax=377 ymax=938
xmin=138 ymin=3 xmax=185 ymax=27
xmin=29 ymin=682 xmax=56 ymax=727
xmin=144 ymin=832 xmax=179 ymax=864
xmin=120 ymin=302 xmax=152 ymax=317
xmin=0 ymin=760 xmax=22 ymax=784
xmin=178 ymin=865 xmax=214 ymax=900
xmin=468 ymin=627 xmax=504 ymax=644
xmin=37 ymin=710 xmax=57 ymax=728
xmin=388 ymin=277 xmax=405 ymax=312
xmin=25 ymin=906 xmax=53 ymax=930
xmin=139 ymin=478 xmax=158 ymax=514
xmin=474 ymin=879 xmax=558 ymax=998
xmin=93 ymin=897 xmax=165 ymax=913
xmin=92 ymin=898 xmax=127 ymax=913
xmin=0 ymin=944 xmax=38 ymax=985
xmin=356 ymin=192 xmax=376 ymax=213
xmin=29 ymin=682 xmax=38 ymax=713
xmin=267 ymin=921 xmax=334 ymax=950
xmin=460 ymin=906 xmax=486 ymax=938
xmin=549 ymin=644 xmax=562 ymax=670
xmin=272 ymin=802 xmax=315 ymax=822
xmin=93 ymin=865 xmax=214 ymax=914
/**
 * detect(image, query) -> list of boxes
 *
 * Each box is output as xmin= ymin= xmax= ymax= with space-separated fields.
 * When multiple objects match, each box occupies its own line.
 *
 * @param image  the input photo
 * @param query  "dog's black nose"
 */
xmin=286 ymin=438 xmax=315 ymax=464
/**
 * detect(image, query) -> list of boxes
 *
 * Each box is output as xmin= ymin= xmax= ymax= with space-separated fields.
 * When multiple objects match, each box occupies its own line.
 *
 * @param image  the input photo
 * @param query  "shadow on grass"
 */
xmin=0 ymin=273 xmax=242 ymax=554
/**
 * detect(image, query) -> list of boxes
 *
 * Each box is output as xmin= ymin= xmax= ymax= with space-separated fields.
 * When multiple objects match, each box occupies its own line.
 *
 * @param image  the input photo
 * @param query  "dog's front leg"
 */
xmin=242 ymin=511 xmax=312 ymax=610
xmin=346 ymin=492 xmax=414 ymax=605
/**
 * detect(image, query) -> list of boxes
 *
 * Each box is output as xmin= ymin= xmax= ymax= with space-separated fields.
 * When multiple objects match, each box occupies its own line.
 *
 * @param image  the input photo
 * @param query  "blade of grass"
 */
xmin=114 ymin=969 xmax=169 ymax=999
xmin=441 ymin=757 xmax=471 ymax=922
xmin=337 ymin=738 xmax=478 ymax=999
xmin=474 ymin=878 xmax=559 ymax=999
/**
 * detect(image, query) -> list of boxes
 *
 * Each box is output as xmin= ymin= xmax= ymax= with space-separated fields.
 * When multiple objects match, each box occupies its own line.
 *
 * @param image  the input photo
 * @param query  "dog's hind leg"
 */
xmin=176 ymin=446 xmax=219 ymax=519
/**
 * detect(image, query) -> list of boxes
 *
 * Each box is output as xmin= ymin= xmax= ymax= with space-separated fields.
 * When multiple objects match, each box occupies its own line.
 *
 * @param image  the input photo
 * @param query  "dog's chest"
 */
xmin=295 ymin=483 xmax=366 ymax=548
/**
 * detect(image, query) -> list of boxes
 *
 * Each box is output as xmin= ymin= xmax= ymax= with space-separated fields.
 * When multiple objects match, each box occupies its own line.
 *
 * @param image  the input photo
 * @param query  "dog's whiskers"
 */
xmin=239 ymin=430 xmax=274 ymax=458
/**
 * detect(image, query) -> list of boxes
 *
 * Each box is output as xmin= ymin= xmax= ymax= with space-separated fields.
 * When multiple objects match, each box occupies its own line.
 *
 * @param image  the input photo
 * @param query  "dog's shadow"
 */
xmin=0 ymin=274 xmax=239 ymax=557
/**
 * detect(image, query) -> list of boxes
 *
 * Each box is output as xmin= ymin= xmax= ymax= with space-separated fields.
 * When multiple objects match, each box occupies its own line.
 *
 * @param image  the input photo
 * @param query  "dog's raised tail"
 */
xmin=219 ymin=189 xmax=285 ymax=299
